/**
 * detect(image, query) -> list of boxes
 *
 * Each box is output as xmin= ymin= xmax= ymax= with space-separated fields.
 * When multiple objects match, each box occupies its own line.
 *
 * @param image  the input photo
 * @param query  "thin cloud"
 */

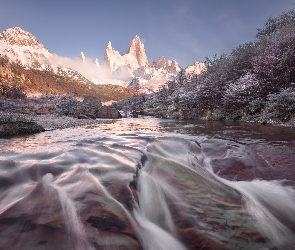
xmin=48 ymin=53 xmax=128 ymax=85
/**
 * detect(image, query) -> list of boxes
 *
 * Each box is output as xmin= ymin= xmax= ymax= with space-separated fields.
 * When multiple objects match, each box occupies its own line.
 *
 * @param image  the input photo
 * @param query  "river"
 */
xmin=0 ymin=118 xmax=295 ymax=250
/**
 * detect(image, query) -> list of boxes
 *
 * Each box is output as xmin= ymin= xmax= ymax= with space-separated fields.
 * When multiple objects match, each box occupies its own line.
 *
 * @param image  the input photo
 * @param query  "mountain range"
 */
xmin=0 ymin=27 xmax=206 ymax=94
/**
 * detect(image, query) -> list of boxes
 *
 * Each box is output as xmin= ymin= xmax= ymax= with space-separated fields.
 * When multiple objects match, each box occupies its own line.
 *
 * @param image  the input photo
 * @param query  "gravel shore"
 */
xmin=31 ymin=114 xmax=116 ymax=131
xmin=0 ymin=96 xmax=119 ymax=136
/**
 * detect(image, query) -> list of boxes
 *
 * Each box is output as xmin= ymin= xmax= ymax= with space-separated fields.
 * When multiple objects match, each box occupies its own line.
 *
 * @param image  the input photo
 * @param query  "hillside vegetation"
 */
xmin=0 ymin=56 xmax=138 ymax=101
xmin=115 ymin=8 xmax=295 ymax=124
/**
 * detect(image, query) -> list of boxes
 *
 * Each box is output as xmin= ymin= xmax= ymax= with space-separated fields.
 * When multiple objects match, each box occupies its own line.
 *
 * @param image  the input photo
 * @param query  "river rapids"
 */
xmin=0 ymin=118 xmax=295 ymax=250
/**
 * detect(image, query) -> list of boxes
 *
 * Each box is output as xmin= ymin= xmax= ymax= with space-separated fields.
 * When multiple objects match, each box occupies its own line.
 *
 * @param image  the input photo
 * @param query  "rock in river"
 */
xmin=0 ymin=114 xmax=45 ymax=137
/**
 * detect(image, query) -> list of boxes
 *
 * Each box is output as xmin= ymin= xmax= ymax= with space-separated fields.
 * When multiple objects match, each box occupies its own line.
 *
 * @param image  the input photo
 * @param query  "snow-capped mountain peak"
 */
xmin=0 ymin=27 xmax=47 ymax=50
xmin=107 ymin=41 xmax=112 ymax=49
xmin=104 ymin=35 xmax=148 ymax=72
xmin=126 ymin=35 xmax=148 ymax=67
xmin=150 ymin=56 xmax=166 ymax=69
xmin=167 ymin=60 xmax=181 ymax=75
xmin=0 ymin=27 xmax=52 ymax=69
xmin=185 ymin=61 xmax=207 ymax=78
xmin=150 ymin=56 xmax=181 ymax=75
xmin=102 ymin=36 xmax=185 ymax=92
xmin=0 ymin=27 xmax=91 ymax=85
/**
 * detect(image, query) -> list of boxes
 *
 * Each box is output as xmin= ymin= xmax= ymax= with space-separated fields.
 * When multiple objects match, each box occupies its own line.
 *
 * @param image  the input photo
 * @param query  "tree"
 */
xmin=253 ymin=9 xmax=295 ymax=93
xmin=256 ymin=9 xmax=295 ymax=38
xmin=265 ymin=87 xmax=295 ymax=121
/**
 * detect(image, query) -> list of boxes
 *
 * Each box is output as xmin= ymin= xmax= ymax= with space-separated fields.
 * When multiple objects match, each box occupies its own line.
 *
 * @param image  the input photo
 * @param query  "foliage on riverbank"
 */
xmin=114 ymin=8 xmax=295 ymax=124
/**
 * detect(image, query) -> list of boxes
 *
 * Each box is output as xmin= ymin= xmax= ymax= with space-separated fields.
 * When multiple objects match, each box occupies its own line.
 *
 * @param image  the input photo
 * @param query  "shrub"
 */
xmin=223 ymin=73 xmax=261 ymax=112
xmin=265 ymin=87 xmax=295 ymax=120
xmin=0 ymin=83 xmax=26 ymax=99
xmin=55 ymin=96 xmax=83 ymax=116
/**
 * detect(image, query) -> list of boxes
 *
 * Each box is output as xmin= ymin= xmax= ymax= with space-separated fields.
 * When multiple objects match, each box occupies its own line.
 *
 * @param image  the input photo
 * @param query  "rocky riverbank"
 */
xmin=113 ymin=93 xmax=295 ymax=127
xmin=0 ymin=95 xmax=121 ymax=137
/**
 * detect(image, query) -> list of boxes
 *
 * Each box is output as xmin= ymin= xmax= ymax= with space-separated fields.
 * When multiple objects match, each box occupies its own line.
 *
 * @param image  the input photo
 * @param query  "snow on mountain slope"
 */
xmin=0 ymin=27 xmax=46 ymax=49
xmin=0 ymin=27 xmax=206 ymax=93
xmin=150 ymin=56 xmax=181 ymax=75
xmin=0 ymin=27 xmax=51 ymax=68
xmin=185 ymin=61 xmax=207 ymax=79
xmin=0 ymin=27 xmax=92 ymax=84
xmin=103 ymin=37 xmax=184 ymax=92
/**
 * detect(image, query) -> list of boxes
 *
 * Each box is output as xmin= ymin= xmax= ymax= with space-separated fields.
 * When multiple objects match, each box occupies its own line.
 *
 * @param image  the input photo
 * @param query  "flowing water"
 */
xmin=0 ymin=118 xmax=295 ymax=250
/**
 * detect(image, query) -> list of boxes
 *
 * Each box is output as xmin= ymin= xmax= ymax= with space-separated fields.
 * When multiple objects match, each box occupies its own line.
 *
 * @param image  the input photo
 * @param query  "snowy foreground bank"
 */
xmin=32 ymin=114 xmax=115 ymax=131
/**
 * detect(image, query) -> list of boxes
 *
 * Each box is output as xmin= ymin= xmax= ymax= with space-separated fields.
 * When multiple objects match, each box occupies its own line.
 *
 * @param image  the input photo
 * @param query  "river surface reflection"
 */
xmin=0 ymin=118 xmax=295 ymax=249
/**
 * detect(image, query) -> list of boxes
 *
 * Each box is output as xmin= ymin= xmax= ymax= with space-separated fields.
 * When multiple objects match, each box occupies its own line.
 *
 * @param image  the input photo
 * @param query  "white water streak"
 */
xmin=43 ymin=173 xmax=95 ymax=250
xmin=134 ymin=169 xmax=187 ymax=250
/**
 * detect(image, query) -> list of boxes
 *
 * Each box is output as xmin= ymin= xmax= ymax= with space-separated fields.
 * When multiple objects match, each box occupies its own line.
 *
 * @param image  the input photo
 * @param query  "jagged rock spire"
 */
xmin=78 ymin=52 xmax=85 ymax=63
xmin=94 ymin=58 xmax=99 ymax=66
xmin=126 ymin=35 xmax=148 ymax=67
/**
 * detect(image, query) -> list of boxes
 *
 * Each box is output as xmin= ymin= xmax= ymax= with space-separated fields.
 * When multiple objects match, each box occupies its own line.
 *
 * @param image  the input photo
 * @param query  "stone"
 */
xmin=86 ymin=114 xmax=96 ymax=119
xmin=0 ymin=121 xmax=45 ymax=137
xmin=96 ymin=106 xmax=122 ymax=119
xmin=77 ymin=114 xmax=89 ymax=120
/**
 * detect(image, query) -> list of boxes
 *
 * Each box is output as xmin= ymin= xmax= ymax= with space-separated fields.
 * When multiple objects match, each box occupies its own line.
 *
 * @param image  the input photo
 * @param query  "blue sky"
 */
xmin=0 ymin=0 xmax=294 ymax=67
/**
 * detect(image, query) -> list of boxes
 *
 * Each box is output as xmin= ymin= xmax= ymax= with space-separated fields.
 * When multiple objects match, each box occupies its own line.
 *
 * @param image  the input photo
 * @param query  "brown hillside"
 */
xmin=0 ymin=55 xmax=138 ymax=101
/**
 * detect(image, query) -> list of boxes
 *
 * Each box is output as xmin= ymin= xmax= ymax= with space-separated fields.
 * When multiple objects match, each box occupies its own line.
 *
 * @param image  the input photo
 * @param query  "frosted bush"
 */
xmin=265 ymin=87 xmax=295 ymax=119
xmin=223 ymin=73 xmax=261 ymax=111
